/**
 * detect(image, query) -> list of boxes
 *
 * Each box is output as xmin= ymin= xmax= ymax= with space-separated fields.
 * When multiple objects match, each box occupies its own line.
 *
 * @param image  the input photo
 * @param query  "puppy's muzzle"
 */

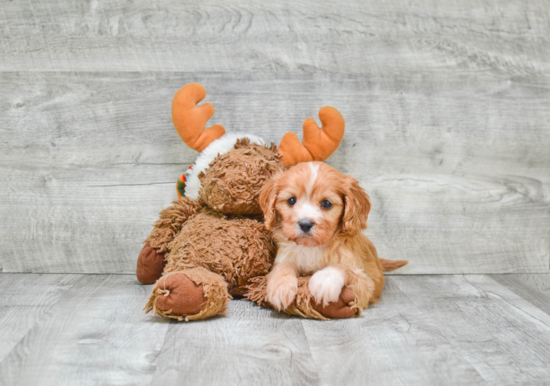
xmin=298 ymin=219 xmax=314 ymax=233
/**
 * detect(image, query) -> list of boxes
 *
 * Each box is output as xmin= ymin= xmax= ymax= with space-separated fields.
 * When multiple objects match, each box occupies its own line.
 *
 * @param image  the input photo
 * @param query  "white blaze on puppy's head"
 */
xmin=306 ymin=162 xmax=319 ymax=196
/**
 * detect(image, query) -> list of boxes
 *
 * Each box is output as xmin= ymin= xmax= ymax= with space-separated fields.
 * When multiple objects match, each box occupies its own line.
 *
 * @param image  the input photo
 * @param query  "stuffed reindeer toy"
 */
xmin=136 ymin=83 xmax=352 ymax=321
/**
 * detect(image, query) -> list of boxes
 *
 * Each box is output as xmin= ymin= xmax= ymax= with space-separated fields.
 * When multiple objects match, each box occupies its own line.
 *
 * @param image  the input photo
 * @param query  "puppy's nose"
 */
xmin=298 ymin=220 xmax=314 ymax=233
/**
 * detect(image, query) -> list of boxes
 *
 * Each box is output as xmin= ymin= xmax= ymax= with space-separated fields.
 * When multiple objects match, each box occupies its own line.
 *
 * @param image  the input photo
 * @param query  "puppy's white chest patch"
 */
xmin=293 ymin=244 xmax=326 ymax=275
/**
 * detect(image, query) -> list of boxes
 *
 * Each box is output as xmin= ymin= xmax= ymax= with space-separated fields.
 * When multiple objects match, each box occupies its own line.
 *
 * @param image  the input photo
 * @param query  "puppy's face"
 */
xmin=260 ymin=162 xmax=371 ymax=247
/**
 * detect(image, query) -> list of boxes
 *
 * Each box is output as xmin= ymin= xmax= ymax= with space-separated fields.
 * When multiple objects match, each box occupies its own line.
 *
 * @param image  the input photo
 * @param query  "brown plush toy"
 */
xmin=137 ymin=83 xmax=349 ymax=321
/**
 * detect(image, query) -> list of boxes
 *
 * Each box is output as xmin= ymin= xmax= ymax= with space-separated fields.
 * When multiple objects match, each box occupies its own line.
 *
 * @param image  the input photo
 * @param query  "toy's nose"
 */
xmin=298 ymin=220 xmax=314 ymax=233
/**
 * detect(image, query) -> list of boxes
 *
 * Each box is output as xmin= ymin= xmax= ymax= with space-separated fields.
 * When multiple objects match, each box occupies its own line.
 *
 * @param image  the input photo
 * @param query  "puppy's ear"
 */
xmin=259 ymin=176 xmax=279 ymax=230
xmin=341 ymin=175 xmax=371 ymax=235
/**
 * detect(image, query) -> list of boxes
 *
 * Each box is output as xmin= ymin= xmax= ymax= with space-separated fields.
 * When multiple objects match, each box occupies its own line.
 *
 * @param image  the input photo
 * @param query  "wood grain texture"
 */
xmin=0 ymin=273 xmax=81 ymax=361
xmin=2 ymin=273 xmax=550 ymax=385
xmin=152 ymin=300 xmax=320 ymax=386
xmin=391 ymin=275 xmax=550 ymax=384
xmin=490 ymin=273 xmax=550 ymax=316
xmin=1 ymin=0 xmax=549 ymax=74
xmin=301 ymin=277 xmax=486 ymax=385
xmin=1 ymin=0 xmax=549 ymax=274
xmin=0 ymin=275 xmax=170 ymax=386
xmin=465 ymin=274 xmax=550 ymax=329
xmin=1 ymin=70 xmax=548 ymax=273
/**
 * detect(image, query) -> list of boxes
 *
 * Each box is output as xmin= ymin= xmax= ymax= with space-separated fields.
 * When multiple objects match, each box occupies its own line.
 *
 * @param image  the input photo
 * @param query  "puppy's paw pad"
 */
xmin=309 ymin=267 xmax=345 ymax=307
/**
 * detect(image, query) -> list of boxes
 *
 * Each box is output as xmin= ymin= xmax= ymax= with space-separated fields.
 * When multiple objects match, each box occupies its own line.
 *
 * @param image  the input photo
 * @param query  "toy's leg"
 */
xmin=145 ymin=267 xmax=230 ymax=321
xmin=145 ymin=198 xmax=202 ymax=252
xmin=246 ymin=276 xmax=359 ymax=320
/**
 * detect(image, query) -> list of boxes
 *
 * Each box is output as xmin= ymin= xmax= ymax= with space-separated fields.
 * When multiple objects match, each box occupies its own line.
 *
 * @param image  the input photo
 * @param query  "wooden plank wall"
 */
xmin=1 ymin=0 xmax=549 ymax=274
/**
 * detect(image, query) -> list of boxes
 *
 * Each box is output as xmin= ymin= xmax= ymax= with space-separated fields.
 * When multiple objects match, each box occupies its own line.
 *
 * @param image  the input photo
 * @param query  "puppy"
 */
xmin=259 ymin=161 xmax=407 ymax=314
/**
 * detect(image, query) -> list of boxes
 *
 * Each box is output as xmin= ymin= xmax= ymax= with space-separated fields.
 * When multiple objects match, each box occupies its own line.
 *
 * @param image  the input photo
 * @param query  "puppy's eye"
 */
xmin=321 ymin=200 xmax=332 ymax=209
xmin=287 ymin=197 xmax=297 ymax=206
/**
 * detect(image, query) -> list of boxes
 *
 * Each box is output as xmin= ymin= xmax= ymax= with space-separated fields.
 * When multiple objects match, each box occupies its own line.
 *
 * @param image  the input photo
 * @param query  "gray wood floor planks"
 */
xmin=0 ymin=273 xmax=81 ymax=362
xmin=392 ymin=275 xmax=550 ymax=385
xmin=489 ymin=273 xmax=550 ymax=316
xmin=301 ymin=277 xmax=486 ymax=385
xmin=0 ymin=275 xmax=170 ymax=386
xmin=152 ymin=300 xmax=320 ymax=386
xmin=467 ymin=274 xmax=550 ymax=329
xmin=1 ymin=273 xmax=550 ymax=385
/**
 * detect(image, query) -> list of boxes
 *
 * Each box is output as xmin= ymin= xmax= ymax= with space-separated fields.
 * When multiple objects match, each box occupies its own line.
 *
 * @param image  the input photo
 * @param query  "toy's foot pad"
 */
xmin=155 ymin=273 xmax=207 ymax=316
xmin=311 ymin=287 xmax=357 ymax=318
xmin=136 ymin=243 xmax=166 ymax=284
xmin=145 ymin=268 xmax=230 ymax=321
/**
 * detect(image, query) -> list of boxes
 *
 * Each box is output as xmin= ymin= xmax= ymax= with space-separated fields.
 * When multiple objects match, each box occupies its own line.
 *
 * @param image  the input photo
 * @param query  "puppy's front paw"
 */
xmin=309 ymin=267 xmax=345 ymax=307
xmin=266 ymin=275 xmax=298 ymax=311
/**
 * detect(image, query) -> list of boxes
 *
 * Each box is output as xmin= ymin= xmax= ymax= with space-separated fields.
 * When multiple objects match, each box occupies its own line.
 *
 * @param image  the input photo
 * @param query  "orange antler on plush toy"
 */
xmin=278 ymin=106 xmax=345 ymax=167
xmin=172 ymin=83 xmax=226 ymax=152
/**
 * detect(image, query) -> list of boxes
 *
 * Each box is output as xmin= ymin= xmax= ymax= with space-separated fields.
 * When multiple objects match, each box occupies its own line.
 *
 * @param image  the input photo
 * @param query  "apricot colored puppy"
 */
xmin=260 ymin=162 xmax=407 ymax=315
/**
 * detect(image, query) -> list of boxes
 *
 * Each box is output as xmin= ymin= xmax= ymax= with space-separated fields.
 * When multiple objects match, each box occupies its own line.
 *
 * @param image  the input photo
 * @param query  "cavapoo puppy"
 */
xmin=259 ymin=161 xmax=407 ymax=314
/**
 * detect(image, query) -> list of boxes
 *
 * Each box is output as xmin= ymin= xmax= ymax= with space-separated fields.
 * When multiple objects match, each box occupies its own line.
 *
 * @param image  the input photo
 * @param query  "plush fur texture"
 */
xmin=247 ymin=275 xmax=360 ymax=320
xmin=144 ymin=197 xmax=203 ymax=253
xmin=164 ymin=209 xmax=275 ymax=294
xmin=185 ymin=133 xmax=266 ymax=200
xmin=247 ymin=161 xmax=408 ymax=319
xmin=139 ymin=140 xmax=283 ymax=321
xmin=198 ymin=139 xmax=283 ymax=214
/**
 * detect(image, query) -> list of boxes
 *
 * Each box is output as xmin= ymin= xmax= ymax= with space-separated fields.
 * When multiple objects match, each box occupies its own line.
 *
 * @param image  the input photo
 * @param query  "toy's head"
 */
xmin=172 ymin=83 xmax=345 ymax=216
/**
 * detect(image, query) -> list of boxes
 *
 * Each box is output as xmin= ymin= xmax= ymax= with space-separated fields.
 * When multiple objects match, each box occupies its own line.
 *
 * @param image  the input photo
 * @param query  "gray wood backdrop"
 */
xmin=1 ymin=0 xmax=549 ymax=274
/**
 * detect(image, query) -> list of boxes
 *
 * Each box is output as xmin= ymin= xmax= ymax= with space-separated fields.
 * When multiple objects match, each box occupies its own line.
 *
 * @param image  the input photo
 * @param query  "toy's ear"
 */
xmin=258 ymin=176 xmax=280 ymax=230
xmin=278 ymin=106 xmax=345 ymax=167
xmin=341 ymin=175 xmax=371 ymax=236
xmin=172 ymin=83 xmax=226 ymax=152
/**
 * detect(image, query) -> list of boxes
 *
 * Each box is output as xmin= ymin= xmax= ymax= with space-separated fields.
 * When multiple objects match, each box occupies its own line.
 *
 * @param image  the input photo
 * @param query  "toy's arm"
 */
xmin=145 ymin=197 xmax=204 ymax=253
xmin=137 ymin=197 xmax=203 ymax=284
xmin=246 ymin=276 xmax=359 ymax=320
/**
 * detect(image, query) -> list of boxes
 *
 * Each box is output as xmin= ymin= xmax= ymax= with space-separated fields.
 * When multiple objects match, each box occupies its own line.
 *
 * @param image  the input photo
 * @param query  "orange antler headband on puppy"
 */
xmin=277 ymin=106 xmax=345 ymax=167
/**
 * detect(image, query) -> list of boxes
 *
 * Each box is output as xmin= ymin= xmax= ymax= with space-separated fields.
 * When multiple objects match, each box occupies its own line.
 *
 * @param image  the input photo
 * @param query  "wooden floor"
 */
xmin=1 ymin=273 xmax=549 ymax=385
